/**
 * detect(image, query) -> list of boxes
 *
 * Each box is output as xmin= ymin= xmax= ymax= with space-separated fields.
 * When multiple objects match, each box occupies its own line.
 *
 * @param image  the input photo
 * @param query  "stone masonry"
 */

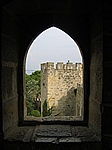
xmin=41 ymin=61 xmax=83 ymax=117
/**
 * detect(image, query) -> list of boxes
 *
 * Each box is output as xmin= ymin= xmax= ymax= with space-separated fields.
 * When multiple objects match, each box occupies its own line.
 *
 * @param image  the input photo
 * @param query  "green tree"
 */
xmin=26 ymin=70 xmax=41 ymax=115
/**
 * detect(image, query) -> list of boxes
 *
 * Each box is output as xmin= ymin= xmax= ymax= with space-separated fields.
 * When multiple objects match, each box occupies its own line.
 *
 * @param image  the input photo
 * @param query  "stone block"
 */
xmin=2 ymin=36 xmax=18 ymax=62
xmin=2 ymin=9 xmax=13 ymax=37
xmin=35 ymin=125 xmax=71 ymax=137
xmin=4 ymin=141 xmax=31 ymax=150
xmin=90 ymin=66 xmax=102 ymax=104
xmin=59 ymin=137 xmax=81 ymax=142
xmin=104 ymin=35 xmax=112 ymax=61
xmin=3 ymin=99 xmax=18 ymax=136
xmin=89 ymin=99 xmax=101 ymax=135
xmin=2 ymin=66 xmax=17 ymax=102
xmin=2 ymin=66 xmax=13 ymax=100
xmin=91 ymin=8 xmax=103 ymax=40
xmin=103 ymin=66 xmax=112 ymax=102
xmin=102 ymin=106 xmax=112 ymax=134
xmin=35 ymin=137 xmax=57 ymax=143
xmin=103 ymin=66 xmax=112 ymax=90
xmin=104 ymin=9 xmax=112 ymax=33
xmin=102 ymin=136 xmax=112 ymax=150
xmin=91 ymin=38 xmax=103 ymax=68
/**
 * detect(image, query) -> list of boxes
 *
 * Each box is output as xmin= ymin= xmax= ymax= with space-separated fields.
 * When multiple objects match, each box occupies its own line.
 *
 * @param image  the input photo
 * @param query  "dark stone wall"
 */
xmin=102 ymin=7 xmax=112 ymax=149
xmin=89 ymin=8 xmax=103 ymax=136
xmin=1 ymin=8 xmax=19 ymax=136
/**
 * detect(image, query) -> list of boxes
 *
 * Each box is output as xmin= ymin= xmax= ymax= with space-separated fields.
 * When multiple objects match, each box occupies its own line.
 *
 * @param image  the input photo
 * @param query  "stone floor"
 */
xmin=4 ymin=125 xmax=100 ymax=143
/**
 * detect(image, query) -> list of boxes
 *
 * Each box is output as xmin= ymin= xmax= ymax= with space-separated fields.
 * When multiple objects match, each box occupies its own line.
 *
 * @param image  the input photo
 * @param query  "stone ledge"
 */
xmin=4 ymin=125 xmax=101 ymax=143
xmin=24 ymin=116 xmax=83 ymax=122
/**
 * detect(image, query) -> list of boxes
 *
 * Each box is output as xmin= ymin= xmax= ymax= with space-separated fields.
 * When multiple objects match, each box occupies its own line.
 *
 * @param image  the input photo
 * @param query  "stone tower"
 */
xmin=41 ymin=61 xmax=83 ymax=116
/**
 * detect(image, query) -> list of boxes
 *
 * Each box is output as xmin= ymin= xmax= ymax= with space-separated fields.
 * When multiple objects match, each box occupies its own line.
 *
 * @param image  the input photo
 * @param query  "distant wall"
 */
xmin=41 ymin=62 xmax=83 ymax=116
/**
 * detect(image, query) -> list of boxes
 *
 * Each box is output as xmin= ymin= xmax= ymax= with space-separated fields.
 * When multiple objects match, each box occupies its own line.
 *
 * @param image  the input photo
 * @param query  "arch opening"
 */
xmin=24 ymin=27 xmax=84 ymax=122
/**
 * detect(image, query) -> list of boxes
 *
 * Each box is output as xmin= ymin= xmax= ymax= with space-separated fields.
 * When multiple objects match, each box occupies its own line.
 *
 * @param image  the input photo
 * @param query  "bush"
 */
xmin=31 ymin=110 xmax=41 ymax=117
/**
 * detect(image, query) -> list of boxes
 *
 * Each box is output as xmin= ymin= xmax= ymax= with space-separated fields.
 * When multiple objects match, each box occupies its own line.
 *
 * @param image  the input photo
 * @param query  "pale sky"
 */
xmin=26 ymin=27 xmax=82 ymax=74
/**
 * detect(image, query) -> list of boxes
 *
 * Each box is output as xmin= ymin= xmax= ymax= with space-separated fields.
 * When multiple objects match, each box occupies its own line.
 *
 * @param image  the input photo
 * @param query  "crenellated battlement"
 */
xmin=41 ymin=62 xmax=54 ymax=72
xmin=41 ymin=61 xmax=83 ymax=72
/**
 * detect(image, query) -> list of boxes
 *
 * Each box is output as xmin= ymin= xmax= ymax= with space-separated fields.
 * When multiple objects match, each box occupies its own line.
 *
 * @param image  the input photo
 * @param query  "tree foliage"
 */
xmin=26 ymin=70 xmax=41 ymax=116
xmin=26 ymin=70 xmax=41 ymax=93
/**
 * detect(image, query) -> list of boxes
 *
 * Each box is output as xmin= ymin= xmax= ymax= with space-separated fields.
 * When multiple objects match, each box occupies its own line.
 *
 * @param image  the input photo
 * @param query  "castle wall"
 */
xmin=41 ymin=62 xmax=83 ymax=116
xmin=75 ymin=84 xmax=84 ymax=117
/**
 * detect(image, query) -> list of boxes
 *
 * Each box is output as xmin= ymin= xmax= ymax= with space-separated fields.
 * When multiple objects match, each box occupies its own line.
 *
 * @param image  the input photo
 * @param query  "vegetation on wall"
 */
xmin=42 ymin=100 xmax=54 ymax=117
xmin=42 ymin=99 xmax=60 ymax=117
